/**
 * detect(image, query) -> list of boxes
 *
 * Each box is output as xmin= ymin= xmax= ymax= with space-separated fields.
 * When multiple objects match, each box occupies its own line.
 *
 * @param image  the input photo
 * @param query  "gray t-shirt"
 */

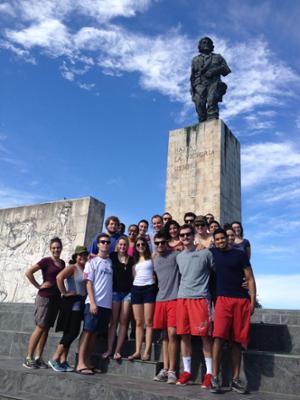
xmin=153 ymin=251 xmax=180 ymax=301
xmin=176 ymin=248 xmax=213 ymax=299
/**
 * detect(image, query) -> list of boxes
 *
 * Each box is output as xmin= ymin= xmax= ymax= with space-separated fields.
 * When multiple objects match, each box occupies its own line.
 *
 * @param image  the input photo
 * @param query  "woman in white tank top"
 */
xmin=128 ymin=237 xmax=156 ymax=361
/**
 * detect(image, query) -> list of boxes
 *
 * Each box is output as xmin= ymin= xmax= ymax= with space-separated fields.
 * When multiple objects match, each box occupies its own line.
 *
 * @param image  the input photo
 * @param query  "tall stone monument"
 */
xmin=0 ymin=196 xmax=105 ymax=303
xmin=165 ymin=119 xmax=241 ymax=224
xmin=165 ymin=37 xmax=241 ymax=224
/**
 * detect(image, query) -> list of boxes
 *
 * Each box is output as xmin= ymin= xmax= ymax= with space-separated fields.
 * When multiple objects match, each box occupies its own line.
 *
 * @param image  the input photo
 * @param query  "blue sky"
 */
xmin=0 ymin=0 xmax=300 ymax=308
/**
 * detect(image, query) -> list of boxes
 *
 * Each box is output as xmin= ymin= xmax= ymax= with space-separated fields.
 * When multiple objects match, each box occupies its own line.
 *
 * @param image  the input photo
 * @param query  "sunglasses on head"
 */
xmin=100 ymin=240 xmax=111 ymax=245
xmin=179 ymin=232 xmax=192 ymax=238
xmin=154 ymin=240 xmax=166 ymax=246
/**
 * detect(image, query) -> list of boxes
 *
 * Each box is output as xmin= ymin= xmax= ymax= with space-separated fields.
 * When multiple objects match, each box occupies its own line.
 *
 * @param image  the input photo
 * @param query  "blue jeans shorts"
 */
xmin=83 ymin=304 xmax=111 ymax=333
xmin=112 ymin=291 xmax=131 ymax=303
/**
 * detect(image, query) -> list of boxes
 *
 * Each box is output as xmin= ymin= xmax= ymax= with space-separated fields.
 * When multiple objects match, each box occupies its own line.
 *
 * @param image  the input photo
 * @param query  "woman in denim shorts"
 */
xmin=102 ymin=236 xmax=134 ymax=360
xmin=128 ymin=237 xmax=156 ymax=361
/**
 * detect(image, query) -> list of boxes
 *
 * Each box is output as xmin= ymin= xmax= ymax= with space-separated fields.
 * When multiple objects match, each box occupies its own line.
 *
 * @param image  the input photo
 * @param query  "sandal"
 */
xmin=128 ymin=353 xmax=141 ymax=361
xmin=101 ymin=352 xmax=112 ymax=360
xmin=76 ymin=368 xmax=94 ymax=375
xmin=141 ymin=353 xmax=151 ymax=361
xmin=113 ymin=352 xmax=122 ymax=361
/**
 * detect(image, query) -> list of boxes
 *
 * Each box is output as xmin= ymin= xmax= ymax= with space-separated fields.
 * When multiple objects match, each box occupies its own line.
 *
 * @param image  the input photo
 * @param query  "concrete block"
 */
xmin=0 ymin=197 xmax=105 ymax=303
xmin=165 ymin=120 xmax=241 ymax=224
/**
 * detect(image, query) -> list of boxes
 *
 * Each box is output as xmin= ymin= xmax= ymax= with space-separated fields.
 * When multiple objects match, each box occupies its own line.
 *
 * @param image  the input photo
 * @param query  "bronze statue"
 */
xmin=190 ymin=37 xmax=231 ymax=122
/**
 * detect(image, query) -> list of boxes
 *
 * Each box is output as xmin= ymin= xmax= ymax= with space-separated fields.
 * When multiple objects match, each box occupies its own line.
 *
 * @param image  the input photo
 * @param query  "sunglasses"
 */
xmin=136 ymin=243 xmax=146 ymax=248
xmin=154 ymin=240 xmax=166 ymax=246
xmin=185 ymin=219 xmax=194 ymax=223
xmin=128 ymin=231 xmax=137 ymax=235
xmin=100 ymin=240 xmax=111 ymax=245
xmin=179 ymin=232 xmax=192 ymax=238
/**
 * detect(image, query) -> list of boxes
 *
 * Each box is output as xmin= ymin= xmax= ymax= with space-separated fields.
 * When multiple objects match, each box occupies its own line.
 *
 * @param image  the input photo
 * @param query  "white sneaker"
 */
xmin=153 ymin=368 xmax=168 ymax=382
xmin=167 ymin=370 xmax=177 ymax=384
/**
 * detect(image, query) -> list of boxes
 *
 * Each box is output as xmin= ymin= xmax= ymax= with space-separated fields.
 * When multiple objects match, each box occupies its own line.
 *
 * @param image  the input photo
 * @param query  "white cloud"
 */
xmin=0 ymin=2 xmax=15 ymax=16
xmin=6 ymin=0 xmax=153 ymax=23
xmin=0 ymin=39 xmax=36 ymax=63
xmin=1 ymin=2 xmax=299 ymax=121
xmin=0 ymin=186 xmax=44 ymax=209
xmin=241 ymin=141 xmax=300 ymax=188
xmin=6 ymin=19 xmax=72 ymax=57
xmin=256 ymin=274 xmax=300 ymax=309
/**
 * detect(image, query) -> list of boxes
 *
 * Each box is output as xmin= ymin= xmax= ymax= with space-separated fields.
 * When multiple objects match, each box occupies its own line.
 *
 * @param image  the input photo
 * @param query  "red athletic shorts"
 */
xmin=153 ymin=300 xmax=177 ymax=329
xmin=176 ymin=298 xmax=212 ymax=336
xmin=213 ymin=296 xmax=251 ymax=346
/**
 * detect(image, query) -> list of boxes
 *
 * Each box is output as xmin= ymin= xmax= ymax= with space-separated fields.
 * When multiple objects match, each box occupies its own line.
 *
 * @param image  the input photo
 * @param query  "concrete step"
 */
xmin=0 ymin=358 xmax=299 ymax=400
xmin=252 ymin=309 xmax=300 ymax=325
xmin=242 ymin=350 xmax=300 ymax=395
xmin=1 ymin=309 xmax=300 ymax=356
xmin=0 ymin=330 xmax=78 ymax=364
xmin=1 ymin=303 xmax=300 ymax=325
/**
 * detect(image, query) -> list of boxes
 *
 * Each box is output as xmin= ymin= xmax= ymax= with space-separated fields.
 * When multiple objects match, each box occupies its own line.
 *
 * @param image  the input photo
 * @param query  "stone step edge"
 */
xmin=244 ymin=349 xmax=300 ymax=359
xmin=1 ymin=364 xmax=300 ymax=400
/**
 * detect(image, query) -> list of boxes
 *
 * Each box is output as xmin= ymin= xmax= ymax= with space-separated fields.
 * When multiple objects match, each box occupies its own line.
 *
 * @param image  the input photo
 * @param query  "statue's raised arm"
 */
xmin=190 ymin=37 xmax=231 ymax=122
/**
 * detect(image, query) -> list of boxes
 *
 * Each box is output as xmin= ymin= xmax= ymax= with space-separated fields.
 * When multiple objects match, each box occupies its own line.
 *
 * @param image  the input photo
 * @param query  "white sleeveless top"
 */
xmin=133 ymin=259 xmax=155 ymax=286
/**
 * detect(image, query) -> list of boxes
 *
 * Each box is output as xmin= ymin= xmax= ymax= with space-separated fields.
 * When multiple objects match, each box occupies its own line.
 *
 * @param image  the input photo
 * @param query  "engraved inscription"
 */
xmin=174 ymin=148 xmax=214 ymax=172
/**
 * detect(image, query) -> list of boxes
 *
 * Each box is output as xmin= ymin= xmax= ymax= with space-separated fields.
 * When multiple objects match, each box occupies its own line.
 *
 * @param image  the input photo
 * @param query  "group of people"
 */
xmin=23 ymin=211 xmax=256 ymax=394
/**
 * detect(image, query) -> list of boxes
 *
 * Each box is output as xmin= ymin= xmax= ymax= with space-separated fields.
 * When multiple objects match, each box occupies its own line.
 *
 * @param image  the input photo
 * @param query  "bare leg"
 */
xmin=103 ymin=302 xmax=121 ymax=358
xmin=232 ymin=342 xmax=241 ymax=379
xmin=26 ymin=326 xmax=46 ymax=358
xmin=167 ymin=327 xmax=178 ymax=371
xmin=114 ymin=301 xmax=131 ymax=357
xmin=181 ymin=334 xmax=191 ymax=357
xmin=76 ymin=331 xmax=94 ymax=371
xmin=34 ymin=329 xmax=49 ymax=358
xmin=130 ymin=304 xmax=144 ymax=358
xmin=52 ymin=343 xmax=65 ymax=361
xmin=143 ymin=302 xmax=155 ymax=359
xmin=212 ymin=337 xmax=223 ymax=377
xmin=162 ymin=330 xmax=169 ymax=370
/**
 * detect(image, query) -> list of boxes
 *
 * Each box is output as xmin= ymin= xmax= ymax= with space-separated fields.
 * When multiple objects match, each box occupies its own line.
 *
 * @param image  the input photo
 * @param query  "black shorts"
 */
xmin=131 ymin=284 xmax=157 ymax=305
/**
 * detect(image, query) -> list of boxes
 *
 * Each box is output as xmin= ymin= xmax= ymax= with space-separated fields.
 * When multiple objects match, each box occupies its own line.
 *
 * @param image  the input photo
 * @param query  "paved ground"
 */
xmin=0 ymin=358 xmax=299 ymax=400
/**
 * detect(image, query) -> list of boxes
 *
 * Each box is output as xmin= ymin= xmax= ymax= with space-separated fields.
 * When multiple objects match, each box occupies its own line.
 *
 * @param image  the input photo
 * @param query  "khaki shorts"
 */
xmin=34 ymin=294 xmax=60 ymax=329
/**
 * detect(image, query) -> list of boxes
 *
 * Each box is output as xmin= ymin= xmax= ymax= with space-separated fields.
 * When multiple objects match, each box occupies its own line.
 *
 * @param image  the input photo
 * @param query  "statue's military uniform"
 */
xmin=190 ymin=53 xmax=231 ymax=121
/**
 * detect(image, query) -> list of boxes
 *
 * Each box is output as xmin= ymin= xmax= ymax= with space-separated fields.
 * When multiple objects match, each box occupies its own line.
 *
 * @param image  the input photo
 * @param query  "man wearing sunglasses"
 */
xmin=152 ymin=232 xmax=180 ymax=384
xmin=175 ymin=224 xmax=214 ymax=389
xmin=76 ymin=233 xmax=112 ymax=375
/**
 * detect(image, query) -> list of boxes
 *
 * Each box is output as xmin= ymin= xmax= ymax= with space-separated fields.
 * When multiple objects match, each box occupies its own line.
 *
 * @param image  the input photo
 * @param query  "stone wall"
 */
xmin=0 ymin=196 xmax=105 ymax=303
xmin=165 ymin=119 xmax=241 ymax=224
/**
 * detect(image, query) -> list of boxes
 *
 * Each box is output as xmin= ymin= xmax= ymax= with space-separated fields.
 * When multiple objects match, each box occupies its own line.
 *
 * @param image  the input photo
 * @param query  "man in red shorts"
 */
xmin=152 ymin=232 xmax=180 ymax=384
xmin=210 ymin=228 xmax=256 ymax=394
xmin=175 ymin=224 xmax=214 ymax=388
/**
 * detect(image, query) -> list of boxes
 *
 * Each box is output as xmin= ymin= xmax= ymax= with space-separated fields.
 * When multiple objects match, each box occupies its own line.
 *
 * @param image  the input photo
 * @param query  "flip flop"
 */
xmin=127 ymin=353 xmax=141 ymax=361
xmin=113 ymin=353 xmax=122 ymax=361
xmin=92 ymin=368 xmax=102 ymax=373
xmin=76 ymin=368 xmax=94 ymax=375
xmin=101 ymin=352 xmax=112 ymax=360
xmin=141 ymin=354 xmax=151 ymax=361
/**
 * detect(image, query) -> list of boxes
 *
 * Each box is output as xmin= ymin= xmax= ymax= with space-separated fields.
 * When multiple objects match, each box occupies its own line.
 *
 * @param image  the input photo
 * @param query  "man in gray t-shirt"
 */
xmin=152 ymin=232 xmax=180 ymax=384
xmin=175 ymin=224 xmax=214 ymax=388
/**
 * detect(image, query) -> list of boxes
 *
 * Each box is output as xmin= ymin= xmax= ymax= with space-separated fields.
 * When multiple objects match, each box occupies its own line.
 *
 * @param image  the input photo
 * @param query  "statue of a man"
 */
xmin=190 ymin=37 xmax=231 ymax=122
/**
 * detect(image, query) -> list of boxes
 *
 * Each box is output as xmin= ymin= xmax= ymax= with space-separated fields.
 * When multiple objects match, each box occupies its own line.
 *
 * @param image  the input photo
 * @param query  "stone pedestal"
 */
xmin=165 ymin=119 xmax=241 ymax=224
xmin=0 ymin=196 xmax=105 ymax=303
